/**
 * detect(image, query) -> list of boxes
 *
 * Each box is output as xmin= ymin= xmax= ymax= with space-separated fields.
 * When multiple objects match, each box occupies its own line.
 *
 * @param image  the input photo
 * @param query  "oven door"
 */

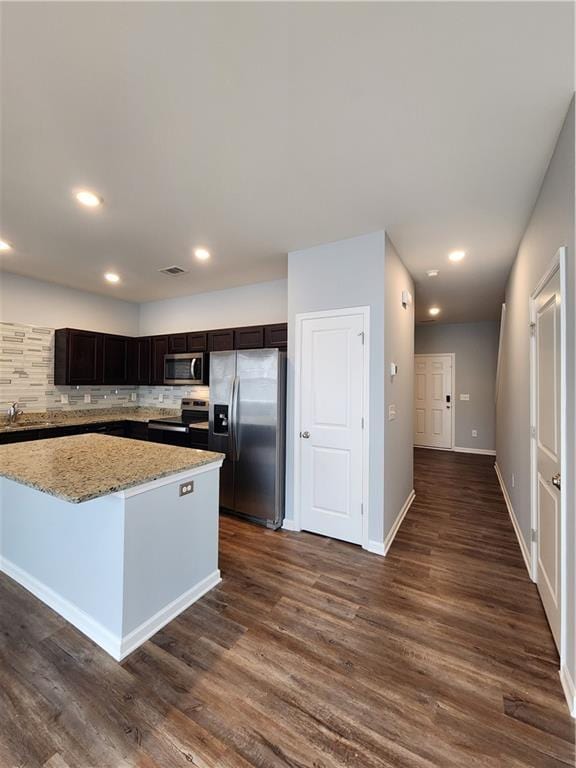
xmin=148 ymin=422 xmax=191 ymax=447
xmin=164 ymin=353 xmax=203 ymax=385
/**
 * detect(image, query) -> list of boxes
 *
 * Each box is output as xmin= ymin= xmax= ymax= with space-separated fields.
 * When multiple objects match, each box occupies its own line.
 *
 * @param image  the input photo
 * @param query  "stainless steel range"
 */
xmin=148 ymin=399 xmax=209 ymax=449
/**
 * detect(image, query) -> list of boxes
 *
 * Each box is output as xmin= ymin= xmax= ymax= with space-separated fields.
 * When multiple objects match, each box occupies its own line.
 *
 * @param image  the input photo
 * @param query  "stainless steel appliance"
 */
xmin=164 ymin=353 xmax=204 ymax=385
xmin=148 ymin=399 xmax=209 ymax=449
xmin=208 ymin=348 xmax=286 ymax=529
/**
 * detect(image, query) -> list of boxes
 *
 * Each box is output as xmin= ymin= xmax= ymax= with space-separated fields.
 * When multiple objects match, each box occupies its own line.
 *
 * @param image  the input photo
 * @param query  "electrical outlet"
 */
xmin=388 ymin=404 xmax=397 ymax=421
xmin=179 ymin=481 xmax=194 ymax=497
xmin=84 ymin=393 xmax=91 ymax=404
xmin=159 ymin=393 xmax=164 ymax=403
xmin=60 ymin=393 xmax=69 ymax=404
xmin=130 ymin=392 xmax=137 ymax=402
xmin=472 ymin=429 xmax=478 ymax=438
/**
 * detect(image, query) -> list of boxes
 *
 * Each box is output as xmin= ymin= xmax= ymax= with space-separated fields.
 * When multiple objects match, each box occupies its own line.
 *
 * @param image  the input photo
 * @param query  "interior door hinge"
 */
xmin=531 ymin=528 xmax=537 ymax=542
xmin=529 ymin=322 xmax=536 ymax=337
xmin=361 ymin=502 xmax=364 ymax=516
xmin=361 ymin=417 xmax=364 ymax=429
xmin=358 ymin=331 xmax=365 ymax=345
xmin=530 ymin=425 xmax=536 ymax=438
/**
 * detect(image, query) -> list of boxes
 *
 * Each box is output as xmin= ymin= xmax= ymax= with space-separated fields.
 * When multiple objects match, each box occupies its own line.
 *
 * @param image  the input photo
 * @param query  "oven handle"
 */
xmin=148 ymin=423 xmax=189 ymax=433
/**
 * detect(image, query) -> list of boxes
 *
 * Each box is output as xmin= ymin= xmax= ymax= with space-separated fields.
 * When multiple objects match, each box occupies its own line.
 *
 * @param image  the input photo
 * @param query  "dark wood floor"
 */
xmin=1 ymin=449 xmax=574 ymax=767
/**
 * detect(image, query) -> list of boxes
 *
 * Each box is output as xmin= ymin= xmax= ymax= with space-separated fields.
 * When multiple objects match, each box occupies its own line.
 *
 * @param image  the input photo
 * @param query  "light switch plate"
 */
xmin=84 ymin=393 xmax=91 ymax=404
xmin=472 ymin=429 xmax=478 ymax=438
xmin=460 ymin=393 xmax=470 ymax=401
xmin=179 ymin=481 xmax=194 ymax=497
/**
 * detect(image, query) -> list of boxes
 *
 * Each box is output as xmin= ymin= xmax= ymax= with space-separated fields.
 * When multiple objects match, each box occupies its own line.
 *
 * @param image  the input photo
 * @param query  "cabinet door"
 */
xmin=68 ymin=330 xmax=103 ymax=385
xmin=235 ymin=326 xmax=264 ymax=350
xmin=151 ymin=336 xmax=168 ymax=384
xmin=208 ymin=329 xmax=234 ymax=352
xmin=168 ymin=334 xmax=188 ymax=353
xmin=264 ymin=323 xmax=288 ymax=349
xmin=187 ymin=332 xmax=207 ymax=352
xmin=128 ymin=337 xmax=151 ymax=385
xmin=103 ymin=335 xmax=129 ymax=384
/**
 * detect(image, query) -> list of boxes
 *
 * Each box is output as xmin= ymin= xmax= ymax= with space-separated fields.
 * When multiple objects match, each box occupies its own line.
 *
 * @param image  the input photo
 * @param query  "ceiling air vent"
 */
xmin=158 ymin=265 xmax=189 ymax=276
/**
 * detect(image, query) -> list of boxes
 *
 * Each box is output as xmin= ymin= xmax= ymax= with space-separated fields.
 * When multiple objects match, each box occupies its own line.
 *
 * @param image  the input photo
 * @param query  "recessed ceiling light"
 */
xmin=426 ymin=269 xmax=439 ymax=277
xmin=448 ymin=250 xmax=466 ymax=262
xmin=104 ymin=272 xmax=120 ymax=284
xmin=0 ymin=239 xmax=13 ymax=252
xmin=194 ymin=247 xmax=211 ymax=261
xmin=429 ymin=306 xmax=441 ymax=316
xmin=76 ymin=190 xmax=103 ymax=208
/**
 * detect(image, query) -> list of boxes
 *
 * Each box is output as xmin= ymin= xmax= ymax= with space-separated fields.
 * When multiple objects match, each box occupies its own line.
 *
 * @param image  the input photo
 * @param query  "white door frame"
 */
xmin=529 ymin=246 xmax=567 ymax=665
xmin=293 ymin=306 xmax=370 ymax=551
xmin=414 ymin=353 xmax=456 ymax=450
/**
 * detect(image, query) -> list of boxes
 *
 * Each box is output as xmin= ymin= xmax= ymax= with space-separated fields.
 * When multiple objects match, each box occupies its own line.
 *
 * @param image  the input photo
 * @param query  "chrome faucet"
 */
xmin=7 ymin=402 xmax=23 ymax=424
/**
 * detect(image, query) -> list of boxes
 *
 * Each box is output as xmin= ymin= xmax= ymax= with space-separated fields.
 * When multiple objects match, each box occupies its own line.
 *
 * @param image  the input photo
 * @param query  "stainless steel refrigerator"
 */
xmin=208 ymin=348 xmax=286 ymax=529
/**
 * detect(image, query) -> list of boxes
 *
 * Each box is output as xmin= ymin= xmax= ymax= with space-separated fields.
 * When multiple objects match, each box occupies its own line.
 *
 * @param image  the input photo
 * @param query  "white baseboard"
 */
xmin=1 ymin=556 xmax=221 ymax=662
xmin=0 ymin=556 xmax=122 ymax=658
xmin=119 ymin=569 xmax=221 ymax=660
xmin=366 ymin=540 xmax=386 ymax=556
xmin=494 ymin=462 xmax=533 ymax=580
xmin=281 ymin=518 xmax=300 ymax=532
xmin=560 ymin=665 xmax=576 ymax=718
xmin=383 ymin=489 xmax=416 ymax=556
xmin=454 ymin=446 xmax=496 ymax=456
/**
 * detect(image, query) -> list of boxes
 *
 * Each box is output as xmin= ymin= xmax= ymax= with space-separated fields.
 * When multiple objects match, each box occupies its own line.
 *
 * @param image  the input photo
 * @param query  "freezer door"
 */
xmin=234 ymin=349 xmax=282 ymax=524
xmin=208 ymin=351 xmax=236 ymax=511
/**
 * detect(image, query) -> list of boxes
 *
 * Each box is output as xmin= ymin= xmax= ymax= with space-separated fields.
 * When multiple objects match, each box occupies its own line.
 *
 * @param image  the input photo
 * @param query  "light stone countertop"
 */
xmin=0 ymin=433 xmax=224 ymax=503
xmin=0 ymin=407 xmax=180 ymax=434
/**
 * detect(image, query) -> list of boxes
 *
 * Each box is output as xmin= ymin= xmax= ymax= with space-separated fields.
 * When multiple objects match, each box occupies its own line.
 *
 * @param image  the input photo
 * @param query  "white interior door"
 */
xmin=298 ymin=311 xmax=365 ymax=544
xmin=534 ymin=269 xmax=562 ymax=650
xmin=414 ymin=354 xmax=453 ymax=449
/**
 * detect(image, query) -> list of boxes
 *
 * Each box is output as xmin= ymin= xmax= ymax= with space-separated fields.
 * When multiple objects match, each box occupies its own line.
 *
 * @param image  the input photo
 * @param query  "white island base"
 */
xmin=0 ymin=459 xmax=223 ymax=661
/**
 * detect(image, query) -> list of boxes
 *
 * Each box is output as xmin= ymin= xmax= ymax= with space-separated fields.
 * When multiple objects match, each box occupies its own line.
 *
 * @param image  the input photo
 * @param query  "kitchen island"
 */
xmin=0 ymin=434 xmax=224 ymax=660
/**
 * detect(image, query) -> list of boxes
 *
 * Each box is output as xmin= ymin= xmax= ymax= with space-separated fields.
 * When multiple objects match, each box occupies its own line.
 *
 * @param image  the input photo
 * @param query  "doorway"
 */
xmin=530 ymin=247 xmax=566 ymax=655
xmin=414 ymin=354 xmax=455 ymax=449
xmin=293 ymin=306 xmax=369 ymax=546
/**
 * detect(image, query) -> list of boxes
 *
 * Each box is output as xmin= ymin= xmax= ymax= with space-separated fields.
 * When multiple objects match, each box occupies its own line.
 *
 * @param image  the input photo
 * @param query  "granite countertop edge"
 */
xmin=0 ymin=451 xmax=224 ymax=504
xmin=0 ymin=407 xmax=181 ymax=434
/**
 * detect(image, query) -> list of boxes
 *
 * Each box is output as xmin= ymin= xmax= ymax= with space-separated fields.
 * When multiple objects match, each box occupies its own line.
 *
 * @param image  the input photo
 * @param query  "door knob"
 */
xmin=300 ymin=431 xmax=310 ymax=439
xmin=552 ymin=472 xmax=561 ymax=490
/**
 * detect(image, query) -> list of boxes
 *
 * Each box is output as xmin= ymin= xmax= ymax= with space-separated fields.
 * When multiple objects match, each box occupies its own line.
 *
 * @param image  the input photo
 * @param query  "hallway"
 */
xmin=0 ymin=450 xmax=574 ymax=767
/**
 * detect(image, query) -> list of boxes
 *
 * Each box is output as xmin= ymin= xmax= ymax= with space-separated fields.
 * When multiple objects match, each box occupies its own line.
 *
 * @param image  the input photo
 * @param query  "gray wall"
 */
xmin=496 ymin=98 xmax=575 ymax=688
xmin=415 ymin=321 xmax=500 ymax=452
xmin=384 ymin=236 xmax=415 ymax=536
xmin=286 ymin=231 xmax=386 ymax=544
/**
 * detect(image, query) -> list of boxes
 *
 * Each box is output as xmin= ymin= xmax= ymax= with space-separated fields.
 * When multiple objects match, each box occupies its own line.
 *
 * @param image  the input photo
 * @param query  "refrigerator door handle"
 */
xmin=231 ymin=375 xmax=239 ymax=461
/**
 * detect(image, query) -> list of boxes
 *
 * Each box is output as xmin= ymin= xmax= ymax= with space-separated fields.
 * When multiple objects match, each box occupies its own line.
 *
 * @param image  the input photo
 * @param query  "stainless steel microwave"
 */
xmin=164 ymin=353 xmax=204 ymax=385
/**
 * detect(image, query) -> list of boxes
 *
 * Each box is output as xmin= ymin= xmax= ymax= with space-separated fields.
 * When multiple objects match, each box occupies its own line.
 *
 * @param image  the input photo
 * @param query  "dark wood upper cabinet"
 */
xmin=102 ymin=335 xmax=130 ymax=384
xmin=187 ymin=332 xmax=207 ymax=352
xmin=208 ymin=329 xmax=234 ymax=352
xmin=151 ymin=336 xmax=169 ymax=384
xmin=234 ymin=326 xmax=264 ymax=350
xmin=128 ymin=337 xmax=151 ymax=385
xmin=264 ymin=323 xmax=288 ymax=349
xmin=55 ymin=329 xmax=103 ymax=386
xmin=168 ymin=334 xmax=188 ymax=354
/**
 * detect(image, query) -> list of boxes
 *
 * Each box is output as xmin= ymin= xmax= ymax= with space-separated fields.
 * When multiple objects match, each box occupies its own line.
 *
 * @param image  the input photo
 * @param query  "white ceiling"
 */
xmin=1 ymin=2 xmax=573 ymax=321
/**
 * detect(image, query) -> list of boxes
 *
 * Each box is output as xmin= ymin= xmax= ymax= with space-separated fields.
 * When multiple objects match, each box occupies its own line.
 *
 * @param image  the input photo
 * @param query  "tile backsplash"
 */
xmin=0 ymin=322 xmax=209 ymax=413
